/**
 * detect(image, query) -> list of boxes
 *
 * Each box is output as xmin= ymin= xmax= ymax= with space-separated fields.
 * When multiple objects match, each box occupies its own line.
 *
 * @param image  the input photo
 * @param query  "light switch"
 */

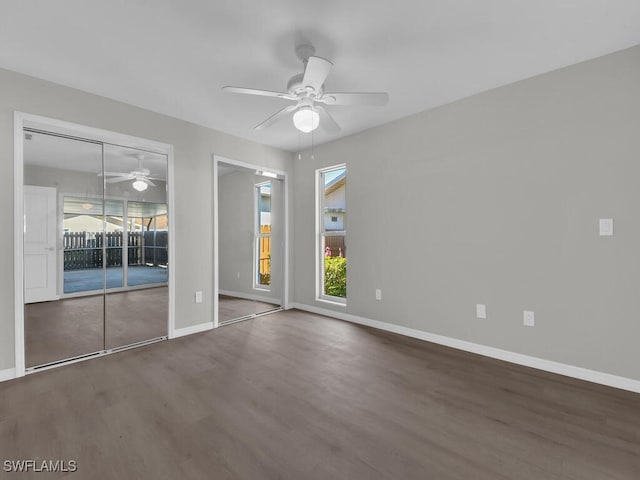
xmin=195 ymin=291 xmax=203 ymax=304
xmin=599 ymin=218 xmax=613 ymax=236
xmin=476 ymin=304 xmax=486 ymax=319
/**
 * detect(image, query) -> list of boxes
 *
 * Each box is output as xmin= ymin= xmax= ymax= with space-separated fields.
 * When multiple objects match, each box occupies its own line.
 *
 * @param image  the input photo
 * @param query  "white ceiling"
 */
xmin=2 ymin=1 xmax=640 ymax=152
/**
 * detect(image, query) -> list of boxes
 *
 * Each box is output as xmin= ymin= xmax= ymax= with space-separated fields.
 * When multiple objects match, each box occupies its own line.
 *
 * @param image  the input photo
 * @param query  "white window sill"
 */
xmin=316 ymin=296 xmax=347 ymax=307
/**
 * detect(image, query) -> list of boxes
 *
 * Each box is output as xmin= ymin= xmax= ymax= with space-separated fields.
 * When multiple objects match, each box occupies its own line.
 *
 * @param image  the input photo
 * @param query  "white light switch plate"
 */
xmin=599 ymin=218 xmax=613 ymax=236
xmin=195 ymin=291 xmax=203 ymax=304
xmin=476 ymin=304 xmax=486 ymax=319
xmin=523 ymin=310 xmax=535 ymax=327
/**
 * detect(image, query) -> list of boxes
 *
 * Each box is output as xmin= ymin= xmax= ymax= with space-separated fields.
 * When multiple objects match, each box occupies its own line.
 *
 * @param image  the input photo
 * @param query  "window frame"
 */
xmin=316 ymin=164 xmax=347 ymax=305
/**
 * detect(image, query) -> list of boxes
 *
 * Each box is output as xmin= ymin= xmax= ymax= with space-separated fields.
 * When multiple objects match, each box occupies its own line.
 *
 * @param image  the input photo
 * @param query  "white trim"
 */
xmin=0 ymin=368 xmax=16 ymax=382
xmin=219 ymin=289 xmax=281 ymax=305
xmin=167 ymin=144 xmax=177 ymax=339
xmin=212 ymin=155 xmax=290 ymax=323
xmin=14 ymin=112 xmax=26 ymax=378
xmin=212 ymin=158 xmax=219 ymax=328
xmin=173 ymin=322 xmax=214 ymax=339
xmin=317 ymin=296 xmax=347 ymax=307
xmin=15 ymin=112 xmax=176 ymax=365
xmin=290 ymin=302 xmax=640 ymax=394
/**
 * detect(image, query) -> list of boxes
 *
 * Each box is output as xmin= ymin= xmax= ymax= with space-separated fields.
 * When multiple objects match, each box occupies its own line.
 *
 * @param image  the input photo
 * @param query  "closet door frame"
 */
xmin=14 ymin=112 xmax=176 ymax=378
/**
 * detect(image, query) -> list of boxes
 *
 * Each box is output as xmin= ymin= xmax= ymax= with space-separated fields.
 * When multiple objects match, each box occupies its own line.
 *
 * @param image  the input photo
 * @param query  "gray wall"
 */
xmin=292 ymin=45 xmax=640 ymax=381
xmin=0 ymin=67 xmax=293 ymax=371
xmin=218 ymin=169 xmax=283 ymax=304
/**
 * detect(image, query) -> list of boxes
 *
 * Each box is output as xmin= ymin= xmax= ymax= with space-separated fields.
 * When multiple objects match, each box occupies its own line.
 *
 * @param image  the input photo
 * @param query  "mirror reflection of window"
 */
xmin=256 ymin=182 xmax=271 ymax=289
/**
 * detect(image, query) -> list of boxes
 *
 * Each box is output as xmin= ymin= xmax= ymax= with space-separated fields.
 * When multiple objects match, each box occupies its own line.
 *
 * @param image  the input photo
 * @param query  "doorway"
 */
xmin=15 ymin=113 xmax=174 ymax=374
xmin=214 ymin=156 xmax=288 ymax=325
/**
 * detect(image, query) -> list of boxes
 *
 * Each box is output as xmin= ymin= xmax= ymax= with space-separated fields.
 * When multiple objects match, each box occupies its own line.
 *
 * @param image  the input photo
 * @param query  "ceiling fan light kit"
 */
xmin=223 ymin=45 xmax=388 ymax=134
xmin=293 ymin=106 xmax=320 ymax=133
xmin=132 ymin=179 xmax=149 ymax=192
xmin=99 ymin=153 xmax=160 ymax=191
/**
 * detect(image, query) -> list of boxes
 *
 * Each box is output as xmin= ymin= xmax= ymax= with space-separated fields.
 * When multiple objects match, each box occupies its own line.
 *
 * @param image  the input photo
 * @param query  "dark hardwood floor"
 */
xmin=2 ymin=309 xmax=639 ymax=479
xmin=25 ymin=287 xmax=168 ymax=367
xmin=218 ymin=294 xmax=280 ymax=324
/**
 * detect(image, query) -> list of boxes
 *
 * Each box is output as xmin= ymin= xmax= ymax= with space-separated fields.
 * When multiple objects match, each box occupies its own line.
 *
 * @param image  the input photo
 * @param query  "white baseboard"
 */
xmin=172 ymin=322 xmax=214 ymax=339
xmin=0 ymin=368 xmax=16 ymax=382
xmin=290 ymin=303 xmax=640 ymax=394
xmin=219 ymin=289 xmax=280 ymax=305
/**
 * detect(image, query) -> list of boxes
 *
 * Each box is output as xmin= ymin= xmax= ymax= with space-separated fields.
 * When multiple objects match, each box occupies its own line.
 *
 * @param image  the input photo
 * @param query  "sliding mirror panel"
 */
xmin=218 ymin=162 xmax=282 ymax=324
xmin=103 ymin=144 xmax=168 ymax=349
xmin=24 ymin=131 xmax=105 ymax=368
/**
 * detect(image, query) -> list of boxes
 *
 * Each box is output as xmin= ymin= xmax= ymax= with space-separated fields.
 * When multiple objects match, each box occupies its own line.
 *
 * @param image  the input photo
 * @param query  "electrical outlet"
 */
xmin=523 ymin=310 xmax=535 ymax=327
xmin=195 ymin=291 xmax=203 ymax=304
xmin=375 ymin=289 xmax=382 ymax=301
xmin=476 ymin=304 xmax=486 ymax=319
xmin=599 ymin=218 xmax=613 ymax=236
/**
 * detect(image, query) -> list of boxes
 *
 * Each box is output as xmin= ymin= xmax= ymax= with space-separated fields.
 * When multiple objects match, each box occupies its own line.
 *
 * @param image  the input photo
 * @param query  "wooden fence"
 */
xmin=63 ymin=231 xmax=168 ymax=270
xmin=324 ymin=236 xmax=346 ymax=258
xmin=258 ymin=225 xmax=271 ymax=283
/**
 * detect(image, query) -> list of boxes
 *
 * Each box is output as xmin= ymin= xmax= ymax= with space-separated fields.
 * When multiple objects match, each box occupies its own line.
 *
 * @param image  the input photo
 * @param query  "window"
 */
xmin=317 ymin=165 xmax=346 ymax=302
xmin=255 ymin=182 xmax=271 ymax=289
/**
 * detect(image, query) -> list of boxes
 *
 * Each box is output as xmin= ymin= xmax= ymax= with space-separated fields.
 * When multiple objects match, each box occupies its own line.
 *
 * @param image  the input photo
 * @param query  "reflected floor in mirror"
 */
xmin=218 ymin=294 xmax=280 ymax=324
xmin=25 ymin=286 xmax=168 ymax=368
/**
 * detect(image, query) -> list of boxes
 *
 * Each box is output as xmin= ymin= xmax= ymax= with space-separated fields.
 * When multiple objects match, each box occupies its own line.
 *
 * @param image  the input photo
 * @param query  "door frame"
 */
xmin=212 ymin=155 xmax=290 ymax=328
xmin=14 ymin=112 xmax=176 ymax=378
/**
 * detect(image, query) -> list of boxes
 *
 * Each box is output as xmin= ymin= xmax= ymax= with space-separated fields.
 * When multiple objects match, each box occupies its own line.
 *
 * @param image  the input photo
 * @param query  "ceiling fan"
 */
xmin=223 ymin=45 xmax=389 ymax=133
xmin=100 ymin=154 xmax=161 ymax=192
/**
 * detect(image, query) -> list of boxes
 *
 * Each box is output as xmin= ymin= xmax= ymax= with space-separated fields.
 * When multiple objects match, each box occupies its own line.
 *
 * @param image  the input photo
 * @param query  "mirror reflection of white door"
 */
xmin=24 ymin=185 xmax=58 ymax=303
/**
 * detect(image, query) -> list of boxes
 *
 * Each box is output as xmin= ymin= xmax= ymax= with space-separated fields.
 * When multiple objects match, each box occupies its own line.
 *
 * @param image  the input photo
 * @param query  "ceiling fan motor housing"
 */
xmin=287 ymin=73 xmax=323 ymax=98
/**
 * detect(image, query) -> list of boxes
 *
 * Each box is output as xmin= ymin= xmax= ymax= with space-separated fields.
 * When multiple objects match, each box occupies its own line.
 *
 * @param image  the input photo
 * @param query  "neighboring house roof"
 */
xmin=325 ymin=171 xmax=346 ymax=196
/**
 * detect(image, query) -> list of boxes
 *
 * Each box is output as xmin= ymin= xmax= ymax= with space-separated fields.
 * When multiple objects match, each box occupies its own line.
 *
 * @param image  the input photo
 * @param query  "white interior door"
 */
xmin=24 ymin=185 xmax=58 ymax=303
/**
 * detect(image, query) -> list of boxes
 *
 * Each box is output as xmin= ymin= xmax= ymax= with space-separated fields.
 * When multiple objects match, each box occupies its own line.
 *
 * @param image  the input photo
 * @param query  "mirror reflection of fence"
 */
xmin=62 ymin=231 xmax=168 ymax=269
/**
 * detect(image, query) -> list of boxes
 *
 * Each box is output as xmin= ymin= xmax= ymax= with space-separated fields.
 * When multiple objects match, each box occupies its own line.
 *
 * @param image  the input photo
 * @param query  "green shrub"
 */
xmin=324 ymin=257 xmax=346 ymax=298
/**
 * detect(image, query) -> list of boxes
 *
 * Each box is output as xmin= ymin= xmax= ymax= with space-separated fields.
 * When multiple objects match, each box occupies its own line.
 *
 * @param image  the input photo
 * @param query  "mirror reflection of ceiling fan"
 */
xmin=223 ymin=45 xmax=389 ymax=133
xmin=100 ymin=154 xmax=162 ymax=192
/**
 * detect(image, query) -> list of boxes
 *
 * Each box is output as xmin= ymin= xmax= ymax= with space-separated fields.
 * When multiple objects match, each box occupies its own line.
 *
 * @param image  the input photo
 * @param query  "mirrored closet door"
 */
xmin=217 ymin=161 xmax=283 ymax=324
xmin=23 ymin=130 xmax=169 ymax=369
xmin=104 ymin=144 xmax=168 ymax=349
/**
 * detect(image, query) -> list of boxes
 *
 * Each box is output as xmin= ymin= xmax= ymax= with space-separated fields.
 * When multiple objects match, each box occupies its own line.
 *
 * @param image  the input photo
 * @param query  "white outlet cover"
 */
xmin=375 ymin=289 xmax=382 ymax=300
xmin=523 ymin=310 xmax=535 ymax=327
xmin=476 ymin=304 xmax=486 ymax=319
xmin=599 ymin=218 xmax=613 ymax=236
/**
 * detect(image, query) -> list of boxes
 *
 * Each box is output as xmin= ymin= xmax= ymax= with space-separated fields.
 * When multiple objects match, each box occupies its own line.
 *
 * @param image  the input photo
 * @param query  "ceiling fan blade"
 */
xmin=320 ymin=92 xmax=389 ymax=106
xmin=99 ymin=171 xmax=131 ymax=177
xmin=302 ymin=56 xmax=333 ymax=91
xmin=315 ymin=105 xmax=341 ymax=133
xmin=222 ymin=86 xmax=294 ymax=100
xmin=254 ymin=104 xmax=298 ymax=130
xmin=144 ymin=179 xmax=157 ymax=187
xmin=105 ymin=176 xmax=134 ymax=184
